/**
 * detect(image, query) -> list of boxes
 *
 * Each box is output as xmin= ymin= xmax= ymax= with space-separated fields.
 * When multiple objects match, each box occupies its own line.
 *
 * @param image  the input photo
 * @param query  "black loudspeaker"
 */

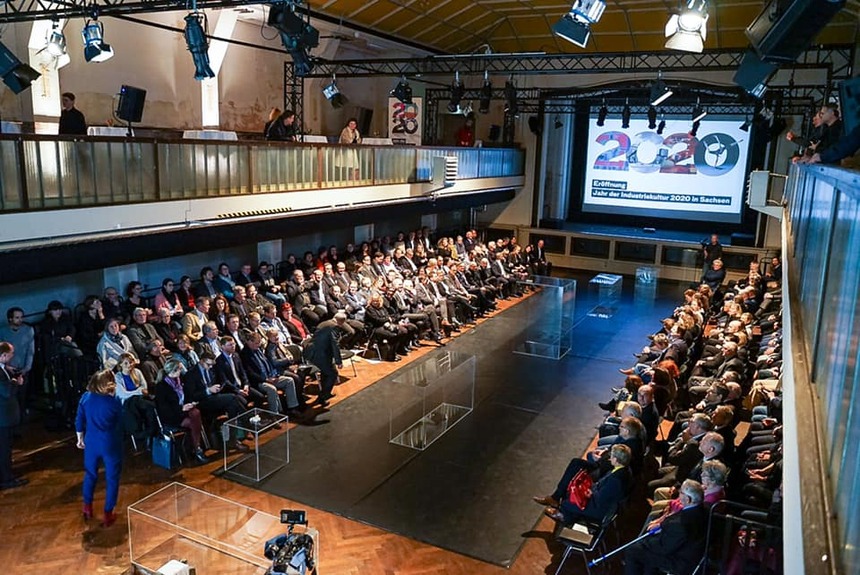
xmin=839 ymin=76 xmax=860 ymax=134
xmin=745 ymin=0 xmax=846 ymax=63
xmin=116 ymin=85 xmax=146 ymax=123
xmin=356 ymin=107 xmax=372 ymax=138
xmin=527 ymin=115 xmax=541 ymax=135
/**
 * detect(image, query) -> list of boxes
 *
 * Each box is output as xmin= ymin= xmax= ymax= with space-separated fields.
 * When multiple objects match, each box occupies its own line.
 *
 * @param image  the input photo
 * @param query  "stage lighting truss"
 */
xmin=552 ymin=0 xmax=606 ymax=48
xmin=322 ymin=74 xmax=348 ymax=108
xmin=504 ymin=76 xmax=519 ymax=116
xmin=184 ymin=11 xmax=215 ymax=80
xmin=390 ymin=76 xmax=412 ymax=104
xmin=650 ymin=71 xmax=673 ymax=106
xmin=479 ymin=70 xmax=492 ymax=114
xmin=447 ymin=71 xmax=465 ymax=113
xmin=81 ymin=16 xmax=114 ymax=63
xmin=665 ymin=0 xmax=708 ymax=53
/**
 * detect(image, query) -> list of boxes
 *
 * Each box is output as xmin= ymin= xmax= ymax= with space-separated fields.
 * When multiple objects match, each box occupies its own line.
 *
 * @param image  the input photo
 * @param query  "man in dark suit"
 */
xmin=625 ymin=480 xmax=708 ymax=575
xmin=240 ymin=333 xmax=309 ymax=420
xmin=648 ymin=413 xmax=711 ymax=494
xmin=213 ymin=337 xmax=265 ymax=407
xmin=182 ymin=352 xmax=249 ymax=451
xmin=302 ymin=325 xmax=342 ymax=406
xmin=0 ymin=342 xmax=27 ymax=489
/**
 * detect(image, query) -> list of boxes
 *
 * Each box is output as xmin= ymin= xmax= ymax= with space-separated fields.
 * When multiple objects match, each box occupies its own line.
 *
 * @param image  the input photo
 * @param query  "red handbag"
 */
xmin=566 ymin=469 xmax=594 ymax=510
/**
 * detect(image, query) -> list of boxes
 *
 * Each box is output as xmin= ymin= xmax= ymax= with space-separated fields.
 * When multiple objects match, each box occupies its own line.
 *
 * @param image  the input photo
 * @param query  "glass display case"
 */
xmin=634 ymin=266 xmax=660 ymax=305
xmin=587 ymin=273 xmax=622 ymax=319
xmin=513 ymin=275 xmax=577 ymax=359
xmin=389 ymin=352 xmax=476 ymax=451
xmin=128 ymin=482 xmax=318 ymax=575
xmin=222 ymin=407 xmax=289 ymax=483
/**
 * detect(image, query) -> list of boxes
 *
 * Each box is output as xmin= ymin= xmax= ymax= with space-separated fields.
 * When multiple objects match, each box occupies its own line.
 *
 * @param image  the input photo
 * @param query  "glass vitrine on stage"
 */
xmin=128 ymin=482 xmax=319 ymax=575
xmin=222 ymin=407 xmax=289 ymax=483
xmin=389 ymin=352 xmax=475 ymax=451
xmin=588 ymin=273 xmax=622 ymax=318
xmin=513 ymin=275 xmax=577 ymax=360
xmin=634 ymin=266 xmax=660 ymax=305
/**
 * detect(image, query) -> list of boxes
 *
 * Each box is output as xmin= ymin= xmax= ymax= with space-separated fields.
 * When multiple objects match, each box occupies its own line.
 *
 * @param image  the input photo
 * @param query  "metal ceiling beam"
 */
xmin=305 ymin=45 xmax=855 ymax=78
xmin=0 ymin=0 xmax=260 ymax=21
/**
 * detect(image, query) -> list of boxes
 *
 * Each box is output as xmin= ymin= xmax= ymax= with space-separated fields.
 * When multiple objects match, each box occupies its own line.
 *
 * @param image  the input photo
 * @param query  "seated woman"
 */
xmin=153 ymin=278 xmax=184 ymax=320
xmin=646 ymin=460 xmax=728 ymax=523
xmin=113 ymin=353 xmax=157 ymax=448
xmin=171 ymin=334 xmax=200 ymax=371
xmin=208 ymin=295 xmax=230 ymax=334
xmin=96 ymin=318 xmax=136 ymax=370
xmin=538 ymin=444 xmax=633 ymax=526
xmin=175 ymin=276 xmax=196 ymax=314
xmin=153 ymin=358 xmax=208 ymax=464
xmin=598 ymin=374 xmax=643 ymax=413
xmin=121 ymin=281 xmax=148 ymax=324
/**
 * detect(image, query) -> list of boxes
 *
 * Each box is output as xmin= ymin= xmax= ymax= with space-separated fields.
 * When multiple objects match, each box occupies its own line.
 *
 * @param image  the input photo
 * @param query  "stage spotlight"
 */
xmin=479 ymin=71 xmax=492 ymax=114
xmin=665 ymin=0 xmax=708 ymax=53
xmin=740 ymin=116 xmax=752 ymax=132
xmin=554 ymin=116 xmax=563 ymax=129
xmin=657 ymin=116 xmax=666 ymax=135
xmin=692 ymin=99 xmax=707 ymax=122
xmin=596 ymin=102 xmax=608 ymax=126
xmin=81 ymin=17 xmax=114 ymax=63
xmin=447 ymin=71 xmax=465 ymax=113
xmin=46 ymin=22 xmax=67 ymax=58
xmin=504 ymin=77 xmax=518 ymax=116
xmin=650 ymin=72 xmax=673 ymax=106
xmin=184 ymin=12 xmax=215 ymax=80
xmin=390 ymin=77 xmax=412 ymax=104
xmin=267 ymin=2 xmax=319 ymax=76
xmin=621 ymin=100 xmax=631 ymax=129
xmin=0 ymin=40 xmax=40 ymax=94
xmin=690 ymin=120 xmax=700 ymax=137
xmin=322 ymin=75 xmax=348 ymax=108
xmin=647 ymin=106 xmax=657 ymax=130
xmin=552 ymin=0 xmax=606 ymax=48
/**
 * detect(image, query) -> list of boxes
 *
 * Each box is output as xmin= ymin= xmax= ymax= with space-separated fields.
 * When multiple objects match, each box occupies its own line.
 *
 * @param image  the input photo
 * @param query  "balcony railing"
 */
xmin=0 ymin=135 xmax=525 ymax=212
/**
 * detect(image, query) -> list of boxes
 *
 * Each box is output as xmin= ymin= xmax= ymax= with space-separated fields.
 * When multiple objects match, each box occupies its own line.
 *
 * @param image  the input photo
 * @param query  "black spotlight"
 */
xmin=596 ymin=103 xmax=608 ymax=126
xmin=447 ymin=72 xmax=465 ymax=113
xmin=554 ymin=116 xmax=563 ymax=129
xmin=267 ymin=2 xmax=319 ymax=76
xmin=647 ymin=105 xmax=657 ymax=130
xmin=184 ymin=12 xmax=215 ymax=80
xmin=657 ymin=116 xmax=666 ymax=135
xmin=391 ymin=77 xmax=412 ymax=104
xmin=504 ymin=78 xmax=518 ymax=116
xmin=0 ymin=40 xmax=40 ymax=94
xmin=479 ymin=71 xmax=492 ymax=114
xmin=323 ymin=77 xmax=348 ymax=108
xmin=621 ymin=101 xmax=631 ymax=129
xmin=690 ymin=120 xmax=701 ymax=137
xmin=739 ymin=116 xmax=752 ymax=132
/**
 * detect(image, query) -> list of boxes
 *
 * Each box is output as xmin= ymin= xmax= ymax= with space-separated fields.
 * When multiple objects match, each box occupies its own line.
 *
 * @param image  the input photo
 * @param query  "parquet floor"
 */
xmin=0 ymin=293 xmax=581 ymax=575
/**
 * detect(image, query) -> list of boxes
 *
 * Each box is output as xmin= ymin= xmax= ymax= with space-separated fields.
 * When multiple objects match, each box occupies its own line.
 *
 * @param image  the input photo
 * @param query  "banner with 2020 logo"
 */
xmin=388 ymin=97 xmax=422 ymax=145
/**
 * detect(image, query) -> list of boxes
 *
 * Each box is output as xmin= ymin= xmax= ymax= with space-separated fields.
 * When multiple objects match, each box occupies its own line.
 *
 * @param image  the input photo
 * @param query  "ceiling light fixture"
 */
xmin=504 ymin=76 xmax=518 ymax=116
xmin=46 ymin=22 xmax=67 ymax=58
xmin=665 ymin=0 xmax=708 ymax=53
xmin=621 ymin=99 xmax=631 ymax=129
xmin=447 ymin=71 xmax=465 ymax=113
xmin=184 ymin=11 xmax=215 ymax=80
xmin=657 ymin=115 xmax=666 ymax=135
xmin=692 ymin=97 xmax=707 ymax=122
xmin=0 ymin=40 xmax=41 ymax=94
xmin=740 ymin=116 xmax=752 ymax=132
xmin=322 ymin=73 xmax=348 ymax=108
xmin=647 ymin=106 xmax=658 ymax=130
xmin=690 ymin=120 xmax=701 ymax=137
xmin=596 ymin=101 xmax=608 ymax=126
xmin=479 ymin=70 xmax=492 ymax=114
xmin=554 ymin=116 xmax=563 ymax=129
xmin=267 ymin=1 xmax=319 ymax=76
xmin=81 ymin=15 xmax=114 ymax=63
xmin=390 ymin=76 xmax=412 ymax=104
xmin=650 ymin=71 xmax=673 ymax=106
xmin=552 ymin=0 xmax=606 ymax=48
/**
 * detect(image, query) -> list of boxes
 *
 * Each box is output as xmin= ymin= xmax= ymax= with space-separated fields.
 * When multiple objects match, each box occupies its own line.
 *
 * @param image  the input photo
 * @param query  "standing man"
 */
xmin=0 ymin=342 xmax=27 ymax=489
xmin=0 ymin=308 xmax=34 ymax=417
xmin=59 ymin=92 xmax=87 ymax=135
xmin=702 ymin=234 xmax=722 ymax=276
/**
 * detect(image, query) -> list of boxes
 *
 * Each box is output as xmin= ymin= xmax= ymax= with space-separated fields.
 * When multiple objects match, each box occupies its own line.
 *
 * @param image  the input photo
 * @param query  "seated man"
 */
xmin=535 ymin=444 xmax=633 ymax=526
xmin=624 ymin=479 xmax=708 ymax=575
xmin=125 ymin=307 xmax=160 ymax=359
xmin=182 ymin=351 xmax=249 ymax=452
xmin=239 ymin=333 xmax=310 ymax=421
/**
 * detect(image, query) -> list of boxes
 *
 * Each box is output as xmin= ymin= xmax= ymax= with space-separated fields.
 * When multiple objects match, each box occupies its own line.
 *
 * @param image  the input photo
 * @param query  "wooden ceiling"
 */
xmin=309 ymin=0 xmax=859 ymax=55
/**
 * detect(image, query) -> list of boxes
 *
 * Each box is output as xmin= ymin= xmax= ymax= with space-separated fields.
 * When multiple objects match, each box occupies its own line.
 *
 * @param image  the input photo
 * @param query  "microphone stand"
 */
xmin=587 ymin=526 xmax=661 ymax=568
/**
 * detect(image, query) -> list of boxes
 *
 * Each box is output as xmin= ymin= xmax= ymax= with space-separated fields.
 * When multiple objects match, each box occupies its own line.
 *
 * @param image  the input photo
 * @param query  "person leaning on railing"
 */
xmin=805 ymin=124 xmax=860 ymax=165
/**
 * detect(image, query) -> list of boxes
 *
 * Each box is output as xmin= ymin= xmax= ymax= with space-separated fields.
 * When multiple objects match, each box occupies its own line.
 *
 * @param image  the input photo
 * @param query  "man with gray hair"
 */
xmin=625 ymin=479 xmax=707 ymax=575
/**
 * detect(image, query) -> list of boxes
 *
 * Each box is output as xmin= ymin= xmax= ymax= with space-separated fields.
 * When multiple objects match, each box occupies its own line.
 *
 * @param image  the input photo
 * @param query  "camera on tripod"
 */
xmin=264 ymin=509 xmax=316 ymax=574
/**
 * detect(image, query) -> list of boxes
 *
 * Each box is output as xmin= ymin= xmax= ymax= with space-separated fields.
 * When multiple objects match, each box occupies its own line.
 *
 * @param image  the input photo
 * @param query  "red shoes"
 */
xmin=102 ymin=510 xmax=117 ymax=527
xmin=82 ymin=503 xmax=93 ymax=520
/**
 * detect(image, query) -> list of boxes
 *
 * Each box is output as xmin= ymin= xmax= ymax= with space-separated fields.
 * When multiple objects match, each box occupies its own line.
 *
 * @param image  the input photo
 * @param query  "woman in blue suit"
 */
xmin=75 ymin=369 xmax=123 ymax=527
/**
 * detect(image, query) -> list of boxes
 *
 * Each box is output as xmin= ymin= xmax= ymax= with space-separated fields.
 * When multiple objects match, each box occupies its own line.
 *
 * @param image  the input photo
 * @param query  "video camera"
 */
xmin=264 ymin=509 xmax=315 ymax=575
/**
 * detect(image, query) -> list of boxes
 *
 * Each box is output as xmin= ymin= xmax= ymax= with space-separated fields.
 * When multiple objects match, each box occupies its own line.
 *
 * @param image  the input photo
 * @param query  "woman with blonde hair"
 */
xmin=154 ymin=358 xmax=208 ymax=464
xmin=114 ymin=353 xmax=156 ymax=448
xmin=75 ymin=369 xmax=123 ymax=526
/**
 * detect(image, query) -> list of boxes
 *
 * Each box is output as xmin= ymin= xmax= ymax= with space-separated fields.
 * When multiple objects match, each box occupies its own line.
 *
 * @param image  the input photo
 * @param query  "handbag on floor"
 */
xmin=152 ymin=435 xmax=175 ymax=469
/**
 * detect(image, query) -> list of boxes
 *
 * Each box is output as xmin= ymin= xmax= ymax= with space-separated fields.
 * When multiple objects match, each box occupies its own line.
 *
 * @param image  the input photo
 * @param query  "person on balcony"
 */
xmin=59 ymin=92 xmax=87 ymax=136
xmin=266 ymin=109 xmax=298 ymax=142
